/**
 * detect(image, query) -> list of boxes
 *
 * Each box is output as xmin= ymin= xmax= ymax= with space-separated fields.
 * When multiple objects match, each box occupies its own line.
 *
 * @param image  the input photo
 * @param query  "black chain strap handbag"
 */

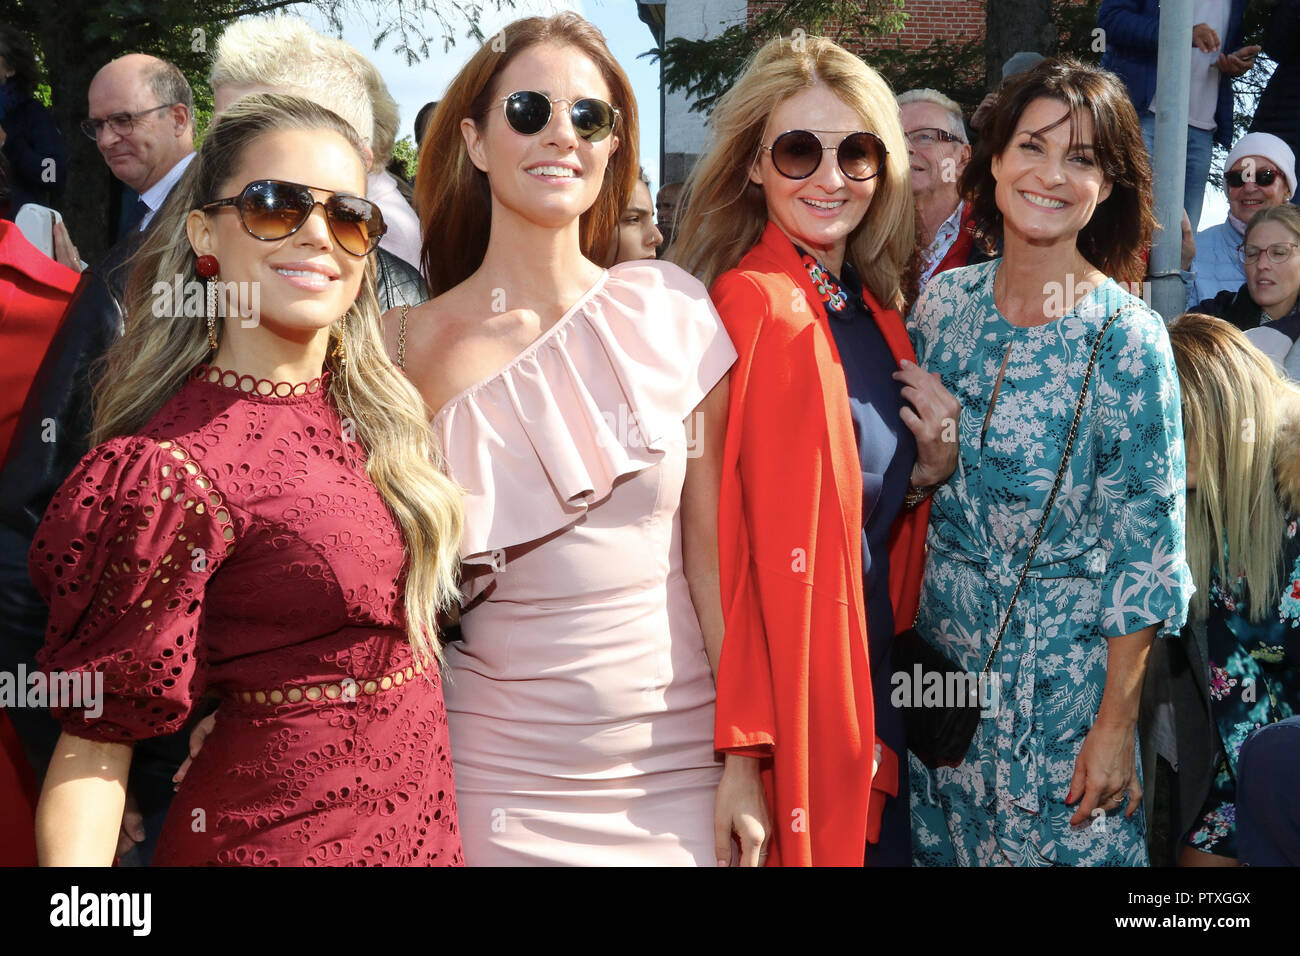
xmin=894 ymin=305 xmax=1133 ymax=769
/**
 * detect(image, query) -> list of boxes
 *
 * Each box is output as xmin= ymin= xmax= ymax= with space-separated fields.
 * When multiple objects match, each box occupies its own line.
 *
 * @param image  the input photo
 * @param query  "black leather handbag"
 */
xmin=895 ymin=305 xmax=1131 ymax=769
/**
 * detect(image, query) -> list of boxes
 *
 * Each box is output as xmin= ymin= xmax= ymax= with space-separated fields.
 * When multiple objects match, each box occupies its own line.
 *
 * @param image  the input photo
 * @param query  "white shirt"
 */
xmin=1149 ymin=0 xmax=1231 ymax=132
xmin=366 ymin=170 xmax=423 ymax=270
xmin=918 ymin=200 xmax=965 ymax=292
xmin=137 ymin=152 xmax=195 ymax=231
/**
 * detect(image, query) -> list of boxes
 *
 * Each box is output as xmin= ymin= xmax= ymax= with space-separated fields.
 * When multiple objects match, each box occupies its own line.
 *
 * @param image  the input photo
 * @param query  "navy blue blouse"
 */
xmin=800 ymin=251 xmax=916 ymax=647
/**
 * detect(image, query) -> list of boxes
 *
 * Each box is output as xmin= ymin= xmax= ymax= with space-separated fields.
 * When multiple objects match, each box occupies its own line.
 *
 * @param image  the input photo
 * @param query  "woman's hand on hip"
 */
xmin=894 ymin=359 xmax=960 ymax=487
xmin=1066 ymin=717 xmax=1141 ymax=827
xmin=715 ymin=753 xmax=771 ymax=866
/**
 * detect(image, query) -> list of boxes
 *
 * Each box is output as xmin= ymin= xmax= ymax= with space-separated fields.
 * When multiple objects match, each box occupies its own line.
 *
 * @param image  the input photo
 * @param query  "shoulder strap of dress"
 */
xmin=397 ymin=304 xmax=409 ymax=370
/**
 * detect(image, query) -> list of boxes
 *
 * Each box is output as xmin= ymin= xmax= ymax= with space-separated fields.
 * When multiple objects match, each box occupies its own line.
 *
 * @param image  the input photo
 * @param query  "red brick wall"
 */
xmin=745 ymin=0 xmax=985 ymax=51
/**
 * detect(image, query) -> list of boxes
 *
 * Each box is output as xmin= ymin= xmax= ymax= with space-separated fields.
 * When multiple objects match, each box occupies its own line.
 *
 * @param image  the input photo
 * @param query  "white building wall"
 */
xmin=661 ymin=0 xmax=748 ymax=184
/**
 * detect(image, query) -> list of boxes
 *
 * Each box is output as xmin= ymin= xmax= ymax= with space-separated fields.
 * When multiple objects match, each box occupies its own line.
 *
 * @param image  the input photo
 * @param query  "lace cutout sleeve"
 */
xmin=30 ymin=437 xmax=236 ymax=742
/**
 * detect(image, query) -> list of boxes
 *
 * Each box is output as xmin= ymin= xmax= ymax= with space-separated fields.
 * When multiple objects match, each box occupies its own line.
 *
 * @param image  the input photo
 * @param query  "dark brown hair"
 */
xmin=414 ymin=13 xmax=639 ymax=296
xmin=961 ymin=57 xmax=1155 ymax=286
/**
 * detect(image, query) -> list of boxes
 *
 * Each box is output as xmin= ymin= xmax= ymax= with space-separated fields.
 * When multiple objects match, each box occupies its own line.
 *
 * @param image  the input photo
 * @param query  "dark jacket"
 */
xmin=0 ymin=94 xmax=67 ymax=215
xmin=0 ymin=239 xmax=427 ymax=785
xmin=1195 ymin=282 xmax=1265 ymax=331
xmin=1099 ymin=0 xmax=1246 ymax=149
xmin=1249 ymin=0 xmax=1300 ymax=160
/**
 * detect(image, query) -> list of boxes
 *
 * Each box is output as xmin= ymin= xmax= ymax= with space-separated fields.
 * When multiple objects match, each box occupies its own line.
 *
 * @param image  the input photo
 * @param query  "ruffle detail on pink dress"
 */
xmin=432 ymin=259 xmax=737 ymax=568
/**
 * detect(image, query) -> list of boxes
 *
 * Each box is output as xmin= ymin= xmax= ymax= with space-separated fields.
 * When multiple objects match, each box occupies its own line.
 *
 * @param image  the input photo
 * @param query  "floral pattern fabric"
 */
xmin=1186 ymin=521 xmax=1300 ymax=857
xmin=905 ymin=261 xmax=1193 ymax=866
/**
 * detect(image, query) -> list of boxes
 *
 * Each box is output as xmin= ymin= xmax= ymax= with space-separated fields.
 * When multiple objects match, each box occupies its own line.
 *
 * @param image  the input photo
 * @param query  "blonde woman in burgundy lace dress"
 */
xmin=31 ymin=95 xmax=465 ymax=866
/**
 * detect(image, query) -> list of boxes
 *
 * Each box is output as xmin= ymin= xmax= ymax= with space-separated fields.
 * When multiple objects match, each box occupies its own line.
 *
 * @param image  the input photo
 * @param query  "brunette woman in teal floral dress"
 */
xmin=905 ymin=60 xmax=1193 ymax=867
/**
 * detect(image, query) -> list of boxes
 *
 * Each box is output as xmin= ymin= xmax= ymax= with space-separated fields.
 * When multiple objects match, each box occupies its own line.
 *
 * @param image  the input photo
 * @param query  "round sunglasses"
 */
xmin=200 ymin=180 xmax=387 ymax=257
xmin=761 ymin=130 xmax=887 ymax=182
xmin=499 ymin=91 xmax=620 ymax=143
xmin=1226 ymin=167 xmax=1280 ymax=189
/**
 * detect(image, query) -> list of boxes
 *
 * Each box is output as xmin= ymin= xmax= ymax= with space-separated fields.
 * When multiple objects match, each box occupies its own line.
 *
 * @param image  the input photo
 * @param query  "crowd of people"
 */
xmin=0 ymin=3 xmax=1297 ymax=868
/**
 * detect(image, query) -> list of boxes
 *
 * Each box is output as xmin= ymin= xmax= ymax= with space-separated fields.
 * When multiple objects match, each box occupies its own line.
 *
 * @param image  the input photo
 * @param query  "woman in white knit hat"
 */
xmin=1187 ymin=131 xmax=1297 ymax=304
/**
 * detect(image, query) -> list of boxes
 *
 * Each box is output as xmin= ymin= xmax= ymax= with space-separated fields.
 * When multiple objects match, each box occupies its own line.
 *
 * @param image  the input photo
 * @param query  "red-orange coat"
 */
xmin=711 ymin=222 xmax=930 ymax=866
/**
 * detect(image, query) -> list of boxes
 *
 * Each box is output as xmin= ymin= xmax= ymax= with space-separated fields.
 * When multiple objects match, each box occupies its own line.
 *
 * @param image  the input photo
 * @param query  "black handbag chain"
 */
xmin=974 ymin=303 xmax=1138 ymax=678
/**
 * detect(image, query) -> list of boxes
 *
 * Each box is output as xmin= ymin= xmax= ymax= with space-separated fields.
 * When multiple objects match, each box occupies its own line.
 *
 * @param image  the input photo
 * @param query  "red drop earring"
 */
xmin=195 ymin=255 xmax=220 ymax=350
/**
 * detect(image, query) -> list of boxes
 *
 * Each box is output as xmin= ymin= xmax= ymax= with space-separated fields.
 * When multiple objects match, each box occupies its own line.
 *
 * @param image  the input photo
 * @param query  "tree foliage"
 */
xmin=654 ymin=0 xmax=1114 ymax=124
xmin=652 ymin=0 xmax=908 ymax=117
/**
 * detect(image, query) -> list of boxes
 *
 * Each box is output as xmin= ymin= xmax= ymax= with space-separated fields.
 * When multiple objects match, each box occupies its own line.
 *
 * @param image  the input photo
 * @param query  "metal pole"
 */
xmin=1149 ymin=3 xmax=1193 ymax=320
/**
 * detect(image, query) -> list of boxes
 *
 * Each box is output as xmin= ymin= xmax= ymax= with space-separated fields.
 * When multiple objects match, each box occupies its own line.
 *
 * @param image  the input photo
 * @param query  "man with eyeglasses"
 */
xmin=1186 ymin=132 xmax=1297 ymax=304
xmin=84 ymin=54 xmax=195 ymax=236
xmin=897 ymin=89 xmax=989 ymax=295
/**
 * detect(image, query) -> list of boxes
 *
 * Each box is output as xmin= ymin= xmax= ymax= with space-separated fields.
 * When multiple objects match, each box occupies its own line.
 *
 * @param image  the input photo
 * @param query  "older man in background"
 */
xmin=898 ymin=89 xmax=987 ymax=295
xmin=85 ymin=54 xmax=194 ymax=236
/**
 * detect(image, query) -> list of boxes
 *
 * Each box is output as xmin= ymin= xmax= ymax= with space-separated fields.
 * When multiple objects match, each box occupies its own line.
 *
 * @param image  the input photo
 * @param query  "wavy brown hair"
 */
xmin=414 ymin=12 xmax=639 ymax=296
xmin=962 ymin=57 xmax=1155 ymax=287
xmin=94 ymin=93 xmax=463 ymax=664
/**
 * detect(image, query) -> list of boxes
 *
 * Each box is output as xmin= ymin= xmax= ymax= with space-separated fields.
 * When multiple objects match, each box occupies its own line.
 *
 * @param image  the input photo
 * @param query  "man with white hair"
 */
xmin=209 ymin=16 xmax=426 ymax=302
xmin=353 ymin=55 xmax=423 ymax=268
xmin=897 ymin=89 xmax=986 ymax=294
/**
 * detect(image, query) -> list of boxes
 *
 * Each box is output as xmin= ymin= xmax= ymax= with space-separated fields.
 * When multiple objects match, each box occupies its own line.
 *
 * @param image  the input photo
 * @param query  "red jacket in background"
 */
xmin=0 ymin=219 xmax=79 ymax=466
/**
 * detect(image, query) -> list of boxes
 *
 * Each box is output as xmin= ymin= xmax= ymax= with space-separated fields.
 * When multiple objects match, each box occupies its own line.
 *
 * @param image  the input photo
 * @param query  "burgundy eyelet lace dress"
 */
xmin=30 ymin=365 xmax=462 ymax=866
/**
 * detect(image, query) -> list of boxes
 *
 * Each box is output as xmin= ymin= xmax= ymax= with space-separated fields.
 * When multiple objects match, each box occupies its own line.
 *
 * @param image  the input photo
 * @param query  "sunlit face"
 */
xmin=1244 ymin=220 xmax=1300 ymax=314
xmin=1227 ymin=154 xmax=1291 ymax=224
xmin=462 ymin=41 xmax=620 ymax=233
xmin=187 ymin=128 xmax=369 ymax=342
xmin=750 ymin=83 xmax=878 ymax=268
xmin=900 ymin=100 xmax=970 ymax=201
xmin=991 ymin=97 xmax=1113 ymax=248
xmin=612 ymin=180 xmax=662 ymax=262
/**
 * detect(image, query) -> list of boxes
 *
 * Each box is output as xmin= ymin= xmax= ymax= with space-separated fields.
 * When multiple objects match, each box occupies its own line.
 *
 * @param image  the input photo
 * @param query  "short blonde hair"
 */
xmin=210 ymin=15 xmax=374 ymax=149
xmin=353 ymin=53 xmax=401 ymax=167
xmin=896 ymin=88 xmax=967 ymax=142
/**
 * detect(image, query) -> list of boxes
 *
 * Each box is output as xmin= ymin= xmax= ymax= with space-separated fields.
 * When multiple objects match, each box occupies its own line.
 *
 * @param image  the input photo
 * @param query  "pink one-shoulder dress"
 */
xmin=433 ymin=261 xmax=736 ymax=865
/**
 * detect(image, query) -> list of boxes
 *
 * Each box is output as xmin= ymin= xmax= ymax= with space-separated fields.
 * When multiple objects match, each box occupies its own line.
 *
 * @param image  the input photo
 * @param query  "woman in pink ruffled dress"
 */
xmin=386 ymin=13 xmax=769 ymax=865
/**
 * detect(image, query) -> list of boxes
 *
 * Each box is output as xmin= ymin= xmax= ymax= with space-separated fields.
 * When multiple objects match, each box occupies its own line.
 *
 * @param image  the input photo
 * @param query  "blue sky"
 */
xmin=301 ymin=0 xmax=665 ymax=192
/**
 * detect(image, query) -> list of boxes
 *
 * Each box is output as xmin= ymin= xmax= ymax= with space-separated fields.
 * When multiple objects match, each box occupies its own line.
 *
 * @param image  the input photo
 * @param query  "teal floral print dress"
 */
xmin=905 ymin=261 xmax=1194 ymax=867
xmin=1186 ymin=520 xmax=1300 ymax=857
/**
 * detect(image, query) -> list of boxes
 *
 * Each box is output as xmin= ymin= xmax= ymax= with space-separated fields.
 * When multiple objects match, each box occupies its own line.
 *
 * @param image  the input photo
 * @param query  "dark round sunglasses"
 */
xmin=1226 ymin=167 xmax=1279 ymax=189
xmin=200 ymin=179 xmax=386 ymax=257
xmin=762 ymin=130 xmax=888 ymax=182
xmin=499 ymin=91 xmax=620 ymax=143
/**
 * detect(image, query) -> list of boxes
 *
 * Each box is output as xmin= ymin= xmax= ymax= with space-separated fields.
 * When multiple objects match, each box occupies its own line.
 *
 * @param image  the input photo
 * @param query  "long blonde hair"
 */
xmin=669 ymin=34 xmax=914 ymax=309
xmin=94 ymin=93 xmax=463 ymax=664
xmin=1168 ymin=312 xmax=1300 ymax=622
